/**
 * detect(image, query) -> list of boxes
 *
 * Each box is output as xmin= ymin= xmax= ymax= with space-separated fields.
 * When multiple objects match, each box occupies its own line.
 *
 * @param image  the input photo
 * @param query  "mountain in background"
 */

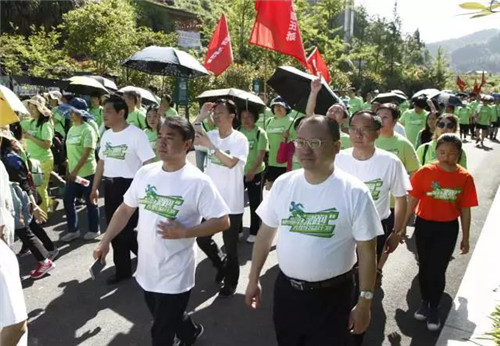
xmin=426 ymin=29 xmax=500 ymax=73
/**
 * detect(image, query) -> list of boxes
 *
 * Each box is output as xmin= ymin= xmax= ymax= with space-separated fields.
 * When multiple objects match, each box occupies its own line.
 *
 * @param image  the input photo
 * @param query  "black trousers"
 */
xmin=29 ymin=218 xmax=55 ymax=251
xmin=15 ymin=227 xmax=48 ymax=261
xmin=196 ymin=213 xmax=242 ymax=287
xmin=104 ymin=177 xmax=139 ymax=279
xmin=415 ymin=217 xmax=458 ymax=308
xmin=143 ymin=289 xmax=197 ymax=346
xmin=376 ymin=217 xmax=391 ymax=260
xmin=273 ymin=271 xmax=354 ymax=346
xmin=244 ymin=172 xmax=264 ymax=235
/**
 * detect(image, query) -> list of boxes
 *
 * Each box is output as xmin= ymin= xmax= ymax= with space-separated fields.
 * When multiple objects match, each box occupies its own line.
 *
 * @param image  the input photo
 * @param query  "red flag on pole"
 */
xmin=480 ymin=71 xmax=487 ymax=88
xmin=456 ymin=76 xmax=466 ymax=92
xmin=204 ymin=14 xmax=233 ymax=76
xmin=306 ymin=47 xmax=331 ymax=83
xmin=249 ymin=0 xmax=307 ymax=67
xmin=472 ymin=78 xmax=481 ymax=94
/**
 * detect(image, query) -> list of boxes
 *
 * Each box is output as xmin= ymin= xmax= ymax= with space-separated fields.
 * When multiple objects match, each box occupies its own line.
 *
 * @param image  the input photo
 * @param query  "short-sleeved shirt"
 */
xmin=205 ymin=130 xmax=249 ymax=214
xmin=409 ymin=162 xmax=478 ymax=222
xmin=457 ymin=106 xmax=471 ymax=125
xmin=416 ymin=140 xmax=467 ymax=168
xmin=476 ymin=104 xmax=493 ymax=126
xmin=256 ymin=108 xmax=274 ymax=129
xmin=340 ymin=132 xmax=352 ymax=150
xmin=399 ymin=109 xmax=428 ymax=148
xmin=375 ymin=133 xmax=421 ymax=173
xmin=349 ymin=97 xmax=363 ymax=114
xmin=127 ymin=109 xmax=147 ymax=129
xmin=491 ymin=105 xmax=499 ymax=123
xmin=240 ymin=126 xmax=269 ymax=175
xmin=98 ymin=125 xmax=155 ymax=178
xmin=165 ymin=107 xmax=178 ymax=117
xmin=51 ymin=107 xmax=66 ymax=138
xmin=265 ymin=115 xmax=296 ymax=167
xmin=144 ymin=128 xmax=159 ymax=162
xmin=468 ymin=100 xmax=480 ymax=114
xmin=89 ymin=106 xmax=103 ymax=127
xmin=21 ymin=120 xmax=54 ymax=161
xmin=66 ymin=122 xmax=97 ymax=177
xmin=256 ymin=169 xmax=383 ymax=281
xmin=123 ymin=162 xmax=229 ymax=294
xmin=335 ymin=148 xmax=412 ymax=220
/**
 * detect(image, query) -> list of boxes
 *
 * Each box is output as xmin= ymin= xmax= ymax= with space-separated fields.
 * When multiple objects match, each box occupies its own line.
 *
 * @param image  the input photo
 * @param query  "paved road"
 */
xmin=15 ymin=139 xmax=500 ymax=346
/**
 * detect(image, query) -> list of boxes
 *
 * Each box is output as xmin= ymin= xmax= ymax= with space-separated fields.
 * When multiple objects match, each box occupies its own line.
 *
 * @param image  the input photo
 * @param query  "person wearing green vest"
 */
xmin=22 ymin=98 xmax=54 ymax=214
xmin=264 ymin=97 xmax=296 ymax=190
xmin=159 ymin=94 xmax=178 ymax=118
xmin=239 ymin=108 xmax=269 ymax=243
xmin=59 ymin=98 xmax=100 ymax=242
xmin=144 ymin=105 xmax=162 ymax=161
xmin=124 ymin=90 xmax=147 ymax=129
xmin=457 ymin=102 xmax=472 ymax=141
xmin=491 ymin=98 xmax=500 ymax=141
xmin=399 ymin=98 xmax=429 ymax=148
xmin=416 ymin=113 xmax=467 ymax=167
xmin=89 ymin=92 xmax=104 ymax=129
xmin=474 ymin=97 xmax=494 ymax=147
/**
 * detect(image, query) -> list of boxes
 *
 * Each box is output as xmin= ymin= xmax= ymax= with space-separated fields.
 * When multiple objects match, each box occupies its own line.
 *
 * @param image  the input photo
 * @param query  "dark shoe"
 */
xmin=177 ymin=323 xmax=204 ymax=346
xmin=106 ymin=275 xmax=131 ymax=285
xmin=218 ymin=284 xmax=236 ymax=298
xmin=414 ymin=300 xmax=430 ymax=321
xmin=426 ymin=308 xmax=441 ymax=331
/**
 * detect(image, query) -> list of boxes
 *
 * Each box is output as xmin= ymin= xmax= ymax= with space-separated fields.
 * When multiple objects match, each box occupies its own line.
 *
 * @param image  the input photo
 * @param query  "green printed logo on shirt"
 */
xmin=364 ymin=178 xmax=383 ymax=201
xmin=139 ymin=185 xmax=184 ymax=218
xmin=281 ymin=202 xmax=339 ymax=238
xmin=426 ymin=181 xmax=462 ymax=201
xmin=102 ymin=142 xmax=128 ymax=160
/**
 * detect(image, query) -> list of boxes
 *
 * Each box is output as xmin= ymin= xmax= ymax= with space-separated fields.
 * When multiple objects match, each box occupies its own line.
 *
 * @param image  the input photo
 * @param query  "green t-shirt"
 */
xmin=144 ymin=128 xmax=159 ymax=162
xmin=468 ymin=100 xmax=480 ymax=114
xmin=492 ymin=105 xmax=500 ymax=123
xmin=127 ymin=109 xmax=147 ymax=129
xmin=89 ymin=106 xmax=103 ymax=127
xmin=340 ymin=132 xmax=352 ymax=150
xmin=349 ymin=97 xmax=363 ymax=114
xmin=51 ymin=107 xmax=66 ymax=138
xmin=165 ymin=107 xmax=178 ymax=117
xmin=240 ymin=126 xmax=269 ymax=175
xmin=375 ymin=133 xmax=420 ymax=173
xmin=265 ymin=115 xmax=296 ymax=167
xmin=399 ymin=100 xmax=410 ymax=114
xmin=256 ymin=107 xmax=274 ymax=130
xmin=21 ymin=119 xmax=54 ymax=161
xmin=399 ymin=109 xmax=428 ymax=148
xmin=87 ymin=119 xmax=100 ymax=139
xmin=362 ymin=101 xmax=371 ymax=110
xmin=457 ymin=106 xmax=471 ymax=125
xmin=416 ymin=140 xmax=467 ymax=168
xmin=66 ymin=122 xmax=97 ymax=177
xmin=476 ymin=104 xmax=493 ymax=126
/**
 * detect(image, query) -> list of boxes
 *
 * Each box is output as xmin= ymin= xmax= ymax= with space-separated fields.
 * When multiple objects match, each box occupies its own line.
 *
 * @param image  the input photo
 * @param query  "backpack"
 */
xmin=10 ymin=182 xmax=32 ymax=230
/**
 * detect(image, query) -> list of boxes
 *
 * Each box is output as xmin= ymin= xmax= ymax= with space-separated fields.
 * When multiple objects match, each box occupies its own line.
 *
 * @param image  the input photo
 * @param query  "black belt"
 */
xmin=104 ymin=177 xmax=133 ymax=183
xmin=282 ymin=270 xmax=353 ymax=291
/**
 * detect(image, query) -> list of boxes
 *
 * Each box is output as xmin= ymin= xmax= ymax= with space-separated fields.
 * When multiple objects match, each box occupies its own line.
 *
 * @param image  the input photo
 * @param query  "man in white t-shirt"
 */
xmin=193 ymin=100 xmax=249 ymax=297
xmin=94 ymin=116 xmax=230 ymax=345
xmin=245 ymin=116 xmax=382 ymax=344
xmin=90 ymin=96 xmax=156 ymax=285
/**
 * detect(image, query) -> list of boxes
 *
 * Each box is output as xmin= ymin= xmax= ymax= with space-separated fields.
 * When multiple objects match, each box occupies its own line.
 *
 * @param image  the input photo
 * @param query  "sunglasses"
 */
xmin=437 ymin=122 xmax=455 ymax=130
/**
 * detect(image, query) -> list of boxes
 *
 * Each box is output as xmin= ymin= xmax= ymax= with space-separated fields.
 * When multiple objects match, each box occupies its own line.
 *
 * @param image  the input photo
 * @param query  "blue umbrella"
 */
xmin=121 ymin=46 xmax=209 ymax=78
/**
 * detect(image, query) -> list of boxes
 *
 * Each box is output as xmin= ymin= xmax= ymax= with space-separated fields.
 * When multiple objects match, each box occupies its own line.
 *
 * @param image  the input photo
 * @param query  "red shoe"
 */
xmin=30 ymin=260 xmax=55 ymax=279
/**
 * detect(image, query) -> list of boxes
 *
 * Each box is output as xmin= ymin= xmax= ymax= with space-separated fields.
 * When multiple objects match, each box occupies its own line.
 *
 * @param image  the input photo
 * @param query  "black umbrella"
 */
xmin=267 ymin=66 xmax=340 ymax=115
xmin=372 ymin=92 xmax=407 ymax=104
xmin=85 ymin=75 xmax=118 ymax=91
xmin=197 ymin=88 xmax=266 ymax=114
xmin=412 ymin=88 xmax=441 ymax=100
xmin=66 ymin=76 xmax=109 ymax=96
xmin=122 ymin=46 xmax=209 ymax=78
xmin=437 ymin=92 xmax=463 ymax=108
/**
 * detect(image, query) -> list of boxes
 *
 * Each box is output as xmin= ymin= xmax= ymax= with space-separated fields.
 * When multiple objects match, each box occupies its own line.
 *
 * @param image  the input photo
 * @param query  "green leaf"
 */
xmin=459 ymin=2 xmax=488 ymax=9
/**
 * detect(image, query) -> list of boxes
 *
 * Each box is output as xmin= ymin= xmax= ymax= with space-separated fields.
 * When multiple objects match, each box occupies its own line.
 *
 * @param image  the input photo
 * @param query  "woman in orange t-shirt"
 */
xmin=403 ymin=133 xmax=478 ymax=332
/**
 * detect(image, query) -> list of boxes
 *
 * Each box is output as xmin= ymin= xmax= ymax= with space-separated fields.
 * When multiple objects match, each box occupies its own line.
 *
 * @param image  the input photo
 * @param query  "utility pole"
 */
xmin=343 ymin=0 xmax=354 ymax=43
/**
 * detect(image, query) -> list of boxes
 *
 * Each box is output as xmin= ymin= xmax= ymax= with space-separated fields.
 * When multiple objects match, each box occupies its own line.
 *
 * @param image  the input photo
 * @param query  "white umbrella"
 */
xmin=85 ymin=75 xmax=118 ymax=91
xmin=0 ymin=85 xmax=29 ymax=126
xmin=67 ymin=76 xmax=109 ymax=95
xmin=118 ymin=86 xmax=158 ymax=105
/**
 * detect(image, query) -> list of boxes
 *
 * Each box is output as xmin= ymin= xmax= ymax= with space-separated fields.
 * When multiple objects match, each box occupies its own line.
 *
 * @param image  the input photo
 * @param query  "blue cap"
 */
xmin=59 ymin=97 xmax=94 ymax=120
xmin=270 ymin=96 xmax=291 ymax=114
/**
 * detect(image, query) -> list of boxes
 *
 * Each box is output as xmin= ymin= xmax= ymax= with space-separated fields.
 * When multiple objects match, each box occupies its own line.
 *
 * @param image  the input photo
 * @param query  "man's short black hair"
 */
xmin=164 ymin=116 xmax=195 ymax=142
xmin=377 ymin=103 xmax=400 ymax=120
xmin=349 ymin=110 xmax=383 ymax=130
xmin=298 ymin=115 xmax=340 ymax=142
xmin=104 ymin=95 xmax=129 ymax=120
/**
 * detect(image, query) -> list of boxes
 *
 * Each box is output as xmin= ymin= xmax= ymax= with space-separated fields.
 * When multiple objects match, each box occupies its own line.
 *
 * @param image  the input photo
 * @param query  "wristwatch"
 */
xmin=359 ymin=290 xmax=374 ymax=300
xmin=208 ymin=147 xmax=218 ymax=156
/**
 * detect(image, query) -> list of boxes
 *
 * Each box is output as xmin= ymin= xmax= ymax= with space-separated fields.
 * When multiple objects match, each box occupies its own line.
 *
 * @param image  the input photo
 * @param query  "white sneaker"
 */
xmin=60 ymin=231 xmax=81 ymax=242
xmin=246 ymin=234 xmax=256 ymax=243
xmin=83 ymin=231 xmax=101 ymax=240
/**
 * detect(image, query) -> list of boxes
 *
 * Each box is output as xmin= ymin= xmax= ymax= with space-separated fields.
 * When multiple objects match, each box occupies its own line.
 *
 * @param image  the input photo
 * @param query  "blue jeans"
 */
xmin=63 ymin=174 xmax=99 ymax=233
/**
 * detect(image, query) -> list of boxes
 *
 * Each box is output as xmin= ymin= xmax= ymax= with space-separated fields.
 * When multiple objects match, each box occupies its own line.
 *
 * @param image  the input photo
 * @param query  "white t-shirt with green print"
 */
xmin=335 ymin=148 xmax=411 ymax=220
xmin=256 ymin=169 xmax=383 ymax=282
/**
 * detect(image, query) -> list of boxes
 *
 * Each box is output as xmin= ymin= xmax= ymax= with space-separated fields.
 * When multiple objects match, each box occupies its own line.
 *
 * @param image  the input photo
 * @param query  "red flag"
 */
xmin=249 ymin=0 xmax=307 ymax=67
xmin=480 ymin=71 xmax=487 ymax=87
xmin=456 ymin=76 xmax=466 ymax=92
xmin=306 ymin=47 xmax=331 ymax=83
xmin=472 ymin=78 xmax=481 ymax=94
xmin=204 ymin=14 xmax=233 ymax=76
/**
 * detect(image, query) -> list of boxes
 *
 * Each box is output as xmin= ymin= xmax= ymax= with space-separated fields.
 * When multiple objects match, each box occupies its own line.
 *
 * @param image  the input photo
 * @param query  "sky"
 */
xmin=358 ymin=0 xmax=500 ymax=43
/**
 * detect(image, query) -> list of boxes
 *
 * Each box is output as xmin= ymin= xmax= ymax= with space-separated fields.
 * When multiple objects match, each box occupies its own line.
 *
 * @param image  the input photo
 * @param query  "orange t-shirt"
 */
xmin=409 ymin=163 xmax=478 ymax=222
